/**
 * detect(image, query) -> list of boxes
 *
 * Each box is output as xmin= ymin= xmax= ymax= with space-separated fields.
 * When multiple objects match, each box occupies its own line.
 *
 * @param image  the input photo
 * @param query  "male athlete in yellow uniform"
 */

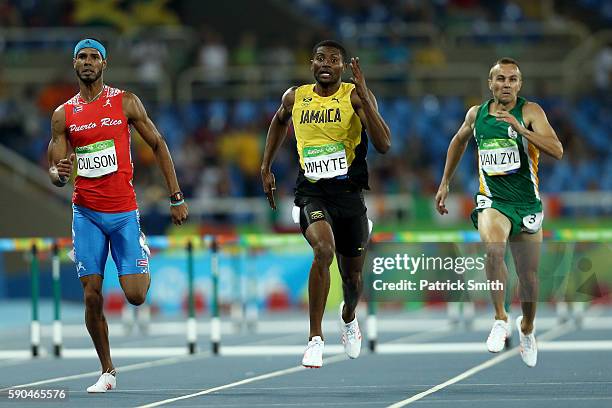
xmin=435 ymin=58 xmax=563 ymax=367
xmin=261 ymin=40 xmax=391 ymax=368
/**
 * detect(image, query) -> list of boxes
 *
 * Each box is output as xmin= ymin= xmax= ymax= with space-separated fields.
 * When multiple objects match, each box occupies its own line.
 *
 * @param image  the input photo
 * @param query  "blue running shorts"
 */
xmin=72 ymin=204 xmax=149 ymax=278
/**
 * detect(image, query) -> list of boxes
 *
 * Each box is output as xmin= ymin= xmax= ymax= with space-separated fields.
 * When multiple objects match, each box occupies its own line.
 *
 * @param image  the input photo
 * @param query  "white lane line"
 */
xmin=392 ymin=397 xmax=612 ymax=404
xmin=380 ymin=340 xmax=612 ymax=353
xmin=62 ymin=347 xmax=188 ymax=358
xmin=539 ymin=340 xmax=612 ymax=351
xmin=386 ymin=326 xmax=452 ymax=344
xmin=30 ymin=315 xmax=612 ymax=338
xmin=135 ymin=354 xmax=348 ymax=408
xmin=0 ymin=328 xmax=315 ymax=391
xmin=0 ymin=351 xmax=211 ymax=392
xmin=246 ymin=333 xmax=305 ymax=346
xmin=135 ymin=397 xmax=612 ymax=408
xmin=0 ymin=359 xmax=36 ymax=369
xmin=0 ymin=351 xmax=42 ymax=359
xmin=386 ymin=350 xmax=521 ymax=408
xmin=386 ymin=322 xmax=575 ymax=408
xmin=4 ymin=339 xmax=612 ymax=360
xmin=203 ymin=340 xmax=612 ymax=356
xmin=220 ymin=345 xmax=345 ymax=356
xmin=48 ymin=380 xmax=612 ymax=394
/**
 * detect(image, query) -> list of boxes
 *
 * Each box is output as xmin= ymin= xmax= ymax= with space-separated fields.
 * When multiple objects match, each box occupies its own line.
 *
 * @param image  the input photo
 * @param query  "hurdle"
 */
xmin=1 ymin=228 xmax=608 ymax=358
xmin=51 ymin=241 xmax=62 ymax=357
xmin=30 ymin=243 xmax=40 ymax=357
xmin=210 ymin=236 xmax=221 ymax=355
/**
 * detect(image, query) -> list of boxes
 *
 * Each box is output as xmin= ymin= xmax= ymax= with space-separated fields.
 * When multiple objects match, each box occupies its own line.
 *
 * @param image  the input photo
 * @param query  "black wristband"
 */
xmin=170 ymin=192 xmax=184 ymax=203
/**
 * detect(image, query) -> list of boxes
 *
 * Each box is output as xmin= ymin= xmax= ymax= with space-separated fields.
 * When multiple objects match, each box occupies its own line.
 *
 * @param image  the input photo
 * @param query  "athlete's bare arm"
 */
xmin=260 ymin=86 xmax=296 ymax=210
xmin=123 ymin=92 xmax=188 ymax=225
xmin=435 ymin=105 xmax=479 ymax=215
xmin=48 ymin=105 xmax=74 ymax=187
xmin=349 ymin=57 xmax=391 ymax=154
xmin=494 ymin=102 xmax=563 ymax=160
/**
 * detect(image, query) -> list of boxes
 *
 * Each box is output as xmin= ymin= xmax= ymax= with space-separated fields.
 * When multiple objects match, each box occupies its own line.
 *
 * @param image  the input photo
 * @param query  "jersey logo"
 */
xmin=309 ymin=210 xmax=324 ymax=220
xmin=507 ymin=126 xmax=518 ymax=139
xmin=73 ymin=105 xmax=83 ymax=113
xmin=332 ymin=97 xmax=340 ymax=104
xmin=137 ymin=259 xmax=149 ymax=268
xmin=103 ymin=98 xmax=112 ymax=108
xmin=76 ymin=261 xmax=86 ymax=273
xmin=302 ymin=97 xmax=312 ymax=107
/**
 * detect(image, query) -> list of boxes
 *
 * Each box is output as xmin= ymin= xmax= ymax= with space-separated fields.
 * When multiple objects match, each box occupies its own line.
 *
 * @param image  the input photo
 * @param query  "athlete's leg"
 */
xmin=80 ymin=274 xmax=114 ymax=373
xmin=119 ymin=274 xmax=150 ymax=306
xmin=304 ymin=220 xmax=335 ymax=340
xmin=336 ymin=253 xmax=366 ymax=323
xmin=509 ymin=229 xmax=542 ymax=334
xmin=478 ymin=208 xmax=512 ymax=321
xmin=73 ymin=205 xmax=114 ymax=374
xmin=334 ymin=212 xmax=369 ymax=323
xmin=109 ymin=210 xmax=151 ymax=306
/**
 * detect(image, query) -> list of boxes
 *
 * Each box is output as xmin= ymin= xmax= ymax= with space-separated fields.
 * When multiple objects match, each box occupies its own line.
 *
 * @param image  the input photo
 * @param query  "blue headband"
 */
xmin=73 ymin=39 xmax=106 ymax=59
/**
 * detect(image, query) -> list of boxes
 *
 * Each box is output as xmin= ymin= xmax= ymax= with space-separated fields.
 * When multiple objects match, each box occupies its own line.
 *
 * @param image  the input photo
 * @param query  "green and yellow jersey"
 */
xmin=474 ymin=97 xmax=541 ymax=204
xmin=292 ymin=82 xmax=369 ymax=189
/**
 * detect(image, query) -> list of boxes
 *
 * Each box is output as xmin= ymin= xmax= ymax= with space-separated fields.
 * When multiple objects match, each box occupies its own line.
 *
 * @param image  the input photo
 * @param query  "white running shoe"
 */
xmin=339 ymin=301 xmax=362 ymax=359
xmin=486 ymin=318 xmax=511 ymax=353
xmin=516 ymin=316 xmax=537 ymax=367
xmin=87 ymin=371 xmax=116 ymax=393
xmin=302 ymin=336 xmax=324 ymax=368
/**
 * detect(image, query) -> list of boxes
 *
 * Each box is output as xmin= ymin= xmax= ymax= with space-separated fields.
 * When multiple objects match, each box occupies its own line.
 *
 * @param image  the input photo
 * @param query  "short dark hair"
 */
xmin=489 ymin=57 xmax=520 ymax=78
xmin=312 ymin=40 xmax=348 ymax=63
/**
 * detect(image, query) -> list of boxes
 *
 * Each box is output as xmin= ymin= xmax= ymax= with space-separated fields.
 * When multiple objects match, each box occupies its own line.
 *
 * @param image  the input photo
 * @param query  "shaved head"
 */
xmin=489 ymin=57 xmax=521 ymax=80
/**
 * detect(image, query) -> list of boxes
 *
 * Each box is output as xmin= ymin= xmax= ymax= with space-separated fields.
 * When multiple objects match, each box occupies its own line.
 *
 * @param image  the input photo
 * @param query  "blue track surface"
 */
xmin=1 ymin=303 xmax=611 ymax=408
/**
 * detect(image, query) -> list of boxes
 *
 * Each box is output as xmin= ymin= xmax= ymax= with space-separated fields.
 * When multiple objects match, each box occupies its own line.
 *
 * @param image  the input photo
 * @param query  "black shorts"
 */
xmin=294 ymin=186 xmax=370 ymax=257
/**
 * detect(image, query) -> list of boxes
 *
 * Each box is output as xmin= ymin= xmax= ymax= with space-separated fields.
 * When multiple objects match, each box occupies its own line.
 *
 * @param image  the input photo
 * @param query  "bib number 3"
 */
xmin=522 ymin=212 xmax=543 ymax=233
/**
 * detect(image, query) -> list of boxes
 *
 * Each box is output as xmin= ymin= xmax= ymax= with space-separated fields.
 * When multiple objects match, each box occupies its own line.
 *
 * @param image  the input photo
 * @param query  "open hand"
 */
xmin=350 ymin=57 xmax=369 ymax=102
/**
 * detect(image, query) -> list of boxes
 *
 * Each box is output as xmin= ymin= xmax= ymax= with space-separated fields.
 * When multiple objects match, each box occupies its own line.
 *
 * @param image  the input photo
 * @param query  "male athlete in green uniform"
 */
xmin=435 ymin=58 xmax=563 ymax=367
xmin=261 ymin=40 xmax=391 ymax=368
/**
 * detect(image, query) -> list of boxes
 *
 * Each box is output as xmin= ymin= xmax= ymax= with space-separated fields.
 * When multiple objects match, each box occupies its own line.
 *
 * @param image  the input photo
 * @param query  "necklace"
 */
xmin=79 ymin=85 xmax=105 ymax=104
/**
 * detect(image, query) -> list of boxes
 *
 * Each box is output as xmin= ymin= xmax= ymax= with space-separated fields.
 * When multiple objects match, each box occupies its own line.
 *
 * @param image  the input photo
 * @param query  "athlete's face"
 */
xmin=311 ymin=46 xmax=345 ymax=85
xmin=73 ymin=48 xmax=106 ymax=84
xmin=488 ymin=64 xmax=522 ymax=104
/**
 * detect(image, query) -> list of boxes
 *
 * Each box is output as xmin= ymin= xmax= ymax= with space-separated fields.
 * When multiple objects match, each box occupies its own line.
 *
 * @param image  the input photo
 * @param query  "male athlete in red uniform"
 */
xmin=47 ymin=39 xmax=188 ymax=392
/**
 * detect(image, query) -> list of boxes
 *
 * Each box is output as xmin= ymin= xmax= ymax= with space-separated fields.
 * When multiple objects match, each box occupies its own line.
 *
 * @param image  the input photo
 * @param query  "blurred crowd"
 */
xmin=295 ymin=0 xmax=612 ymax=31
xmin=0 ymin=0 xmax=179 ymax=30
xmin=0 ymin=0 xmax=610 ymax=230
xmin=2 ymin=88 xmax=610 ymax=203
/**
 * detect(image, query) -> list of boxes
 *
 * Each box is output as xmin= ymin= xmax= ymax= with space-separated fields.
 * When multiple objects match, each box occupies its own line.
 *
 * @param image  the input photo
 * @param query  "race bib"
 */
xmin=479 ymin=138 xmax=521 ymax=176
xmin=522 ymin=212 xmax=544 ymax=233
xmin=303 ymin=142 xmax=348 ymax=180
xmin=75 ymin=140 xmax=118 ymax=178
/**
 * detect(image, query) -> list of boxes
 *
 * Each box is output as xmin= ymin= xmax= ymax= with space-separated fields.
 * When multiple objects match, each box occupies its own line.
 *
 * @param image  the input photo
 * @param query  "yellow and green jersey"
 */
xmin=292 ymin=82 xmax=369 ymax=188
xmin=474 ymin=97 xmax=540 ymax=204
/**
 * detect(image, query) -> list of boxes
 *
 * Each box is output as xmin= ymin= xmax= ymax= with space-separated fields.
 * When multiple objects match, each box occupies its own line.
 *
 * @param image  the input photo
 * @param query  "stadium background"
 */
xmin=0 ymin=0 xmax=610 ymax=316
